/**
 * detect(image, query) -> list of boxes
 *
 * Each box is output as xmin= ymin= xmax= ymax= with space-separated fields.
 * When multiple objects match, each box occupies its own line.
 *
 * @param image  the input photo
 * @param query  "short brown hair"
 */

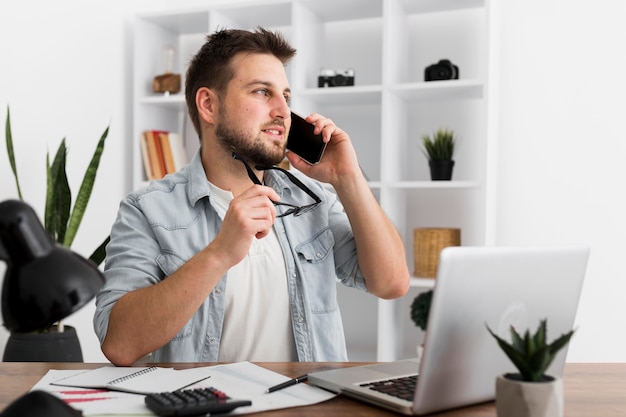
xmin=185 ymin=27 xmax=296 ymax=140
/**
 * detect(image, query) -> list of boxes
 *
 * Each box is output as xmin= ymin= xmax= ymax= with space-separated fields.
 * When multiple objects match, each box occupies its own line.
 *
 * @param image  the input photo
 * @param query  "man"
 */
xmin=94 ymin=27 xmax=410 ymax=366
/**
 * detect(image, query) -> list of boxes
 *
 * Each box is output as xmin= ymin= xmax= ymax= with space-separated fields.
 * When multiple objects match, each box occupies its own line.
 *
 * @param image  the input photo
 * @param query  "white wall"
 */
xmin=0 ymin=0 xmax=624 ymax=363
xmin=492 ymin=0 xmax=626 ymax=362
xmin=0 ymin=0 xmax=146 ymax=362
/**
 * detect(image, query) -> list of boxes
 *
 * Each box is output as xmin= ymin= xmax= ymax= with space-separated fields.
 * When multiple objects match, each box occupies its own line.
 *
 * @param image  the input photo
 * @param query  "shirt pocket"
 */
xmin=295 ymin=228 xmax=338 ymax=313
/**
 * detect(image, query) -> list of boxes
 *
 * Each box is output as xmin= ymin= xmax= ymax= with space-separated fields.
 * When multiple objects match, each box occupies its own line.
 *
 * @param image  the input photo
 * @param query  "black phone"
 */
xmin=287 ymin=112 xmax=327 ymax=165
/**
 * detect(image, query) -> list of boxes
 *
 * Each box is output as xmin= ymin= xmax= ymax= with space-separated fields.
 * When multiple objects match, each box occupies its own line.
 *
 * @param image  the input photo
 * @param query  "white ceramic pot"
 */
xmin=495 ymin=373 xmax=563 ymax=417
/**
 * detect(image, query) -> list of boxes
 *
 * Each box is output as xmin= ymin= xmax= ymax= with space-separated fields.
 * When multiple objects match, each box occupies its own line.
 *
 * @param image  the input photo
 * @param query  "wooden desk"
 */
xmin=0 ymin=362 xmax=624 ymax=416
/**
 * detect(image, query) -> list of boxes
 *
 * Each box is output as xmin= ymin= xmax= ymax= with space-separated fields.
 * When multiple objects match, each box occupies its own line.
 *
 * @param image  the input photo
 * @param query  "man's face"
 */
xmin=215 ymin=52 xmax=292 ymax=166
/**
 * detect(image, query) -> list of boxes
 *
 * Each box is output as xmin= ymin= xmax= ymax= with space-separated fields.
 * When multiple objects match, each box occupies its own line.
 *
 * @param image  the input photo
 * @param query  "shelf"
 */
xmin=389 ymin=80 xmax=484 ymax=101
xmin=410 ymin=277 xmax=436 ymax=288
xmin=385 ymin=181 xmax=480 ymax=189
xmin=139 ymin=94 xmax=186 ymax=111
xmin=297 ymin=85 xmax=382 ymax=105
xmin=211 ymin=1 xmax=292 ymax=28
xmin=296 ymin=80 xmax=484 ymax=107
xmin=132 ymin=0 xmax=490 ymax=363
xmin=298 ymin=0 xmax=383 ymax=22
xmin=137 ymin=9 xmax=210 ymax=34
xmin=397 ymin=0 xmax=484 ymax=14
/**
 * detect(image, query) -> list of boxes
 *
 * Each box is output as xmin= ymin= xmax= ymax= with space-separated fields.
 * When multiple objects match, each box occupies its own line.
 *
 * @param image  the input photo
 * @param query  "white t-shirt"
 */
xmin=208 ymin=182 xmax=297 ymax=361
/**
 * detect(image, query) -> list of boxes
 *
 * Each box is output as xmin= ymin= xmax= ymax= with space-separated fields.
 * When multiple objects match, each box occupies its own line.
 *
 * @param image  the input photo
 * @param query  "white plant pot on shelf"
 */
xmin=495 ymin=373 xmax=564 ymax=417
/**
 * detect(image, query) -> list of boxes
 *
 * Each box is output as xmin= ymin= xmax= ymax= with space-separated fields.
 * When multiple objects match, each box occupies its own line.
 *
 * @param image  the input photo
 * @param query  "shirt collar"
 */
xmin=185 ymin=149 xmax=295 ymax=206
xmin=186 ymin=149 xmax=212 ymax=207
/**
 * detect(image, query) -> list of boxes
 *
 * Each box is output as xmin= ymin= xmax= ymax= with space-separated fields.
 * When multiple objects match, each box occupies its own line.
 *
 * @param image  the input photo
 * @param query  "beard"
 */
xmin=215 ymin=104 xmax=286 ymax=167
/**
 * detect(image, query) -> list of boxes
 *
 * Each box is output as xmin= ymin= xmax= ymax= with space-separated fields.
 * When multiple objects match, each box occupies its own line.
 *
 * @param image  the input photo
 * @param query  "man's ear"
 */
xmin=196 ymin=87 xmax=217 ymax=124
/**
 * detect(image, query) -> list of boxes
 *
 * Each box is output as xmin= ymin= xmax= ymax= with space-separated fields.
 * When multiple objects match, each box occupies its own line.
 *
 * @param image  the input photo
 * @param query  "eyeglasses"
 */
xmin=232 ymin=152 xmax=321 ymax=217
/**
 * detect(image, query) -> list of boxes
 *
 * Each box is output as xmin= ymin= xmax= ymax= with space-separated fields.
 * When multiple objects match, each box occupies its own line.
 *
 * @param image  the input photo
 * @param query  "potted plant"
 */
xmin=421 ymin=128 xmax=455 ymax=180
xmin=410 ymin=289 xmax=433 ymax=359
xmin=486 ymin=319 xmax=575 ymax=417
xmin=3 ymin=106 xmax=110 ymax=362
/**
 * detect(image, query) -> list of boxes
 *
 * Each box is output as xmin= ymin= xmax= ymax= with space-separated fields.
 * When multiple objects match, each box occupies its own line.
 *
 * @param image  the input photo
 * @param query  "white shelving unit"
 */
xmin=132 ymin=0 xmax=491 ymax=361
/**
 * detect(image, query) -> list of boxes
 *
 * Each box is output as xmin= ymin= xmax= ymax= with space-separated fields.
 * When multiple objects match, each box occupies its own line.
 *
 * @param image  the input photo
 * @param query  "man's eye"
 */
xmin=255 ymin=89 xmax=269 ymax=96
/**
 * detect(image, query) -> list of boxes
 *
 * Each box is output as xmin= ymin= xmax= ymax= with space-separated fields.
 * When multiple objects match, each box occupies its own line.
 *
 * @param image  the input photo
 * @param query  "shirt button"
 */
xmin=316 ymin=252 xmax=323 ymax=259
xmin=298 ymin=317 xmax=304 ymax=323
xmin=215 ymin=288 xmax=221 ymax=295
xmin=209 ymin=337 xmax=217 ymax=344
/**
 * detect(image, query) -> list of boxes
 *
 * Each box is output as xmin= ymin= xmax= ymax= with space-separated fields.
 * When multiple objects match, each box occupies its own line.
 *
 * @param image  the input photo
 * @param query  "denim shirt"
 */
xmin=94 ymin=150 xmax=368 ymax=362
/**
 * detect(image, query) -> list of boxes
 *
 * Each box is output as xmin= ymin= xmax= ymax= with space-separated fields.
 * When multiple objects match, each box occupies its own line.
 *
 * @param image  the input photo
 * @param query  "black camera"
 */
xmin=318 ymin=68 xmax=355 ymax=87
xmin=424 ymin=59 xmax=459 ymax=82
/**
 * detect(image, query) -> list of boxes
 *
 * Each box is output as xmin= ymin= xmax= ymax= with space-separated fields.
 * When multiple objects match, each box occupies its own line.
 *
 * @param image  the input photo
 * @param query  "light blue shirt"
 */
xmin=94 ymin=150 xmax=368 ymax=362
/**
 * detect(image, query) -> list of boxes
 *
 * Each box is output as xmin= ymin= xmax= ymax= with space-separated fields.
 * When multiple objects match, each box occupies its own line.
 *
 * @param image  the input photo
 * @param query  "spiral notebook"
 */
xmin=51 ymin=366 xmax=212 ymax=394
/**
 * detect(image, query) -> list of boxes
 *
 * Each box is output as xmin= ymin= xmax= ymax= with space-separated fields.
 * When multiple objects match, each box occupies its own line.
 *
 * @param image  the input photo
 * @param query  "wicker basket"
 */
xmin=413 ymin=228 xmax=461 ymax=278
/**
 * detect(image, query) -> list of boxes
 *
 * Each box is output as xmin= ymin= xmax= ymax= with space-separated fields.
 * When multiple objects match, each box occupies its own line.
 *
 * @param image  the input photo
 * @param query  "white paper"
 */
xmin=190 ymin=362 xmax=337 ymax=415
xmin=31 ymin=362 xmax=336 ymax=416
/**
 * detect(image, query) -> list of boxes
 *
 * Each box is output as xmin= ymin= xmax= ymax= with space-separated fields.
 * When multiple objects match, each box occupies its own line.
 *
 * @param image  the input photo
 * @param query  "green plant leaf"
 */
xmin=4 ymin=106 xmax=112 ymax=310
xmin=487 ymin=325 xmax=531 ymax=378
xmin=534 ymin=319 xmax=547 ymax=348
xmin=89 ymin=235 xmax=110 ymax=266
xmin=64 ymin=126 xmax=108 ymax=247
xmin=548 ymin=329 xmax=575 ymax=355
xmin=45 ymin=141 xmax=72 ymax=243
xmin=421 ymin=128 xmax=455 ymax=161
xmin=527 ymin=346 xmax=552 ymax=381
xmin=487 ymin=320 xmax=575 ymax=382
xmin=5 ymin=107 xmax=24 ymax=200
xmin=410 ymin=289 xmax=433 ymax=331
xmin=510 ymin=325 xmax=525 ymax=352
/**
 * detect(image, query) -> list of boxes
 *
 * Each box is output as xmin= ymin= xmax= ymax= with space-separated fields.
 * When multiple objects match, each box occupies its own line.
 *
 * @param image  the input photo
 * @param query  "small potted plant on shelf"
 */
xmin=410 ymin=289 xmax=433 ymax=359
xmin=3 ymin=106 xmax=110 ymax=362
xmin=486 ymin=319 xmax=575 ymax=417
xmin=421 ymin=128 xmax=455 ymax=180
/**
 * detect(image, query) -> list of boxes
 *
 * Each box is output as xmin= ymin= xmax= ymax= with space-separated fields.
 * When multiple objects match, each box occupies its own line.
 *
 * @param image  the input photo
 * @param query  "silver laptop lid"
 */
xmin=413 ymin=245 xmax=589 ymax=414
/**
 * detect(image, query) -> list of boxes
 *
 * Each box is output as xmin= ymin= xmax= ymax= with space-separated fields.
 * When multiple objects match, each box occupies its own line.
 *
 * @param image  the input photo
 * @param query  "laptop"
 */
xmin=308 ymin=246 xmax=589 ymax=415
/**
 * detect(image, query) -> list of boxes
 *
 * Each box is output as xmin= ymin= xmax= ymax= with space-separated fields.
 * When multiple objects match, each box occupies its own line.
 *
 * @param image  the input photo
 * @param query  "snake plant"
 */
xmin=4 ymin=106 xmax=110 ymax=266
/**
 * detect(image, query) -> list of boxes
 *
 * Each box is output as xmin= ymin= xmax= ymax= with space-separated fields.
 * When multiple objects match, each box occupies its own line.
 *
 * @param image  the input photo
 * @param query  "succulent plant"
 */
xmin=486 ymin=319 xmax=575 ymax=382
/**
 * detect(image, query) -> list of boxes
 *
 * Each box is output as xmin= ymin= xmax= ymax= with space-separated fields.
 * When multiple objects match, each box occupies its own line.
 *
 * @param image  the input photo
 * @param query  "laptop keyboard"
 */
xmin=360 ymin=375 xmax=418 ymax=402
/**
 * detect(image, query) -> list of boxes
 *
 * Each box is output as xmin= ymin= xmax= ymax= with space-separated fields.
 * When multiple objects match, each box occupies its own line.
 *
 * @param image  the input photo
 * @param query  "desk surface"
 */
xmin=1 ymin=362 xmax=624 ymax=416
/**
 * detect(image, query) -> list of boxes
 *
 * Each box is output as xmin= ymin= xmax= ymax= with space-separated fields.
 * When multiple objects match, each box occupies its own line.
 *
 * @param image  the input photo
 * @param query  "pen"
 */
xmin=265 ymin=374 xmax=308 ymax=393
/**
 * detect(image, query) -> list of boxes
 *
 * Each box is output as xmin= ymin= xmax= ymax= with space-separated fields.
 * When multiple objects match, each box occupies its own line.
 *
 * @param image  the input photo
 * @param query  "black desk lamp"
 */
xmin=0 ymin=199 xmax=105 ymax=416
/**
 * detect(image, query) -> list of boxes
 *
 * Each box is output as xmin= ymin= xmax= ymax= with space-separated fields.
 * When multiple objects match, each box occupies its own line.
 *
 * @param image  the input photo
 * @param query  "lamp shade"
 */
xmin=0 ymin=390 xmax=81 ymax=417
xmin=0 ymin=199 xmax=104 ymax=333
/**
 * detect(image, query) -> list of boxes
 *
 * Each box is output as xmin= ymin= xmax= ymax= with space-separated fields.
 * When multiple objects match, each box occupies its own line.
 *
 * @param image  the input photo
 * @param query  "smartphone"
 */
xmin=287 ymin=112 xmax=327 ymax=165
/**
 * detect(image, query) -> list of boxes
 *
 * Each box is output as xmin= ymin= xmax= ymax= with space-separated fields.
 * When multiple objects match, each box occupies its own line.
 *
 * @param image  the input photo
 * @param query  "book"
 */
xmin=50 ymin=366 xmax=211 ymax=395
xmin=157 ymin=130 xmax=177 ymax=174
xmin=142 ymin=130 xmax=168 ymax=180
xmin=140 ymin=130 xmax=188 ymax=180
xmin=139 ymin=132 xmax=154 ymax=180
xmin=168 ymin=132 xmax=188 ymax=171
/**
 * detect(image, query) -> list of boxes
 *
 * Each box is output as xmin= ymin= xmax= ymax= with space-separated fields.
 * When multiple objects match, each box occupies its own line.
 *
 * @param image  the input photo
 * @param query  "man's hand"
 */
xmin=210 ymin=184 xmax=279 ymax=266
xmin=286 ymin=113 xmax=361 ymax=187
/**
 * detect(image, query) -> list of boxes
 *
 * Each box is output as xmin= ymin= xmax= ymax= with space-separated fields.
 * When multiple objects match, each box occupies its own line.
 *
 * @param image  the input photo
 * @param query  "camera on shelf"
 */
xmin=424 ymin=59 xmax=459 ymax=82
xmin=318 ymin=68 xmax=355 ymax=87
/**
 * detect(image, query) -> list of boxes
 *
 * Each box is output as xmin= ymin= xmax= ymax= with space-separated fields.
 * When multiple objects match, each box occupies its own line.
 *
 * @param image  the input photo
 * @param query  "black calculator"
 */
xmin=144 ymin=387 xmax=252 ymax=416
